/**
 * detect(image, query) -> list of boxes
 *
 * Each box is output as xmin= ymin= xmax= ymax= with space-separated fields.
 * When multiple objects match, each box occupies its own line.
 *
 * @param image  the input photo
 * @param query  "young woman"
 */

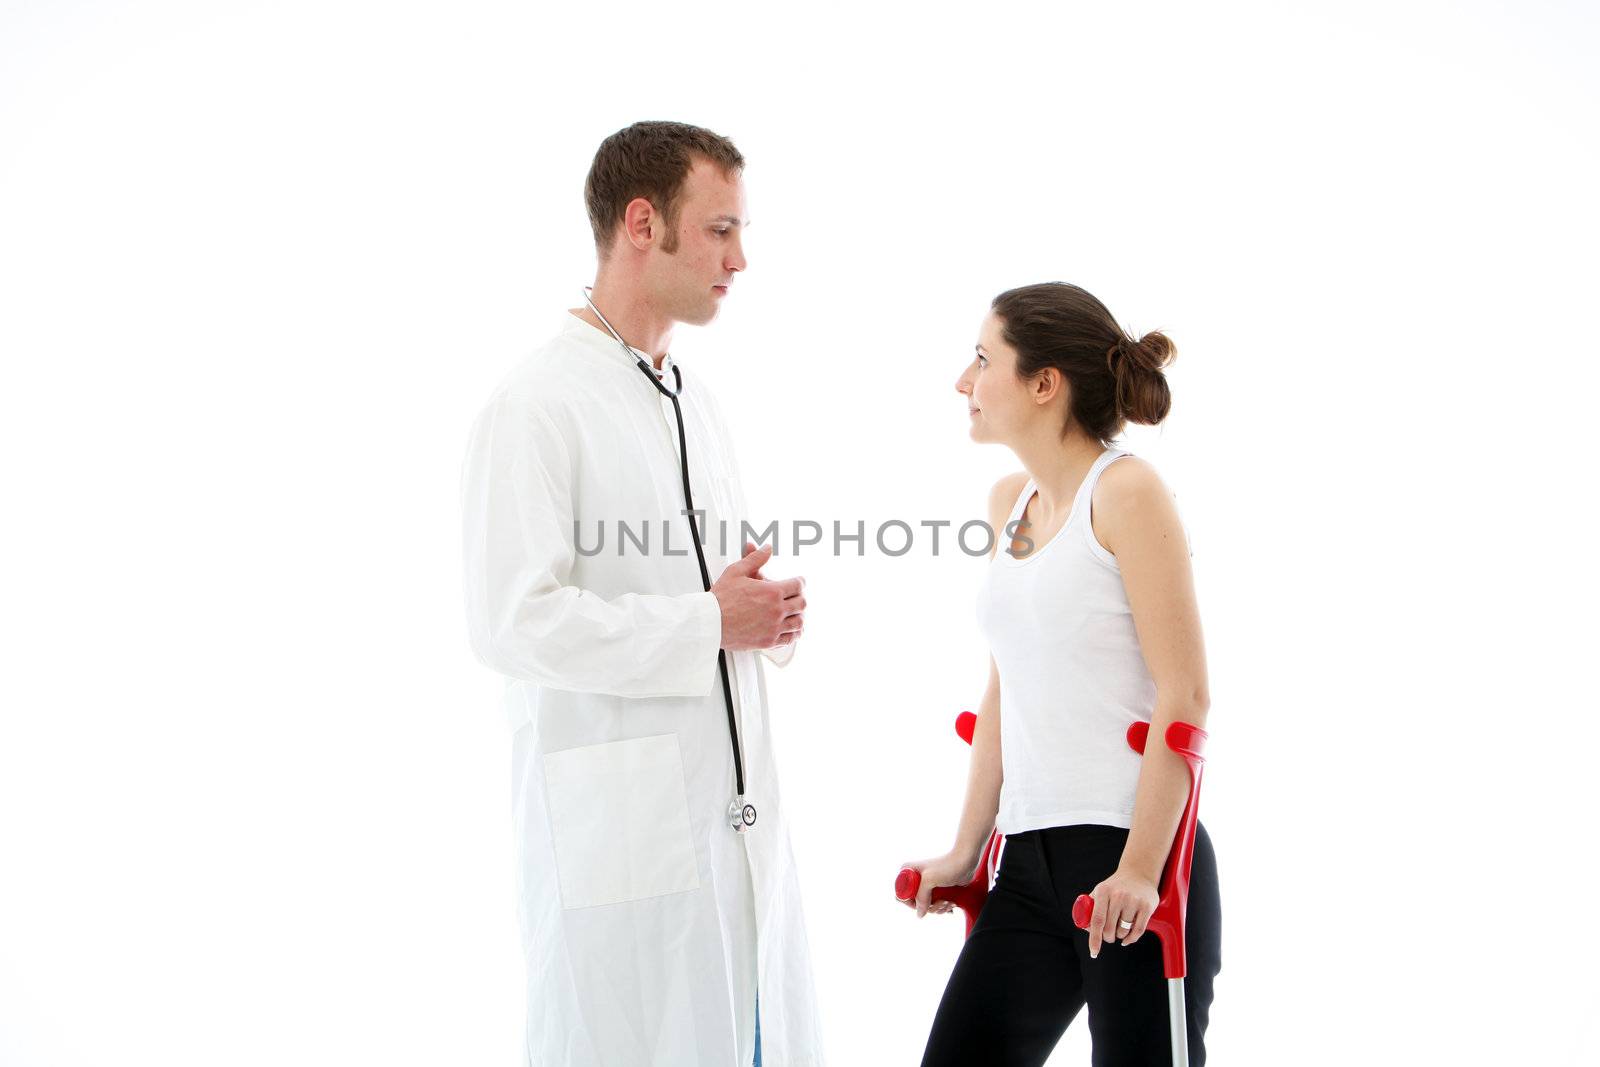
xmin=902 ymin=282 xmax=1222 ymax=1066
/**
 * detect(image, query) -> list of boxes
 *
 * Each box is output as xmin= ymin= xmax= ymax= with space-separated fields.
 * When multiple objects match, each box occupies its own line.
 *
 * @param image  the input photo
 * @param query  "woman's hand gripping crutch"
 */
xmin=895 ymin=702 xmax=1005 ymax=937
xmin=1070 ymin=720 xmax=1209 ymax=1067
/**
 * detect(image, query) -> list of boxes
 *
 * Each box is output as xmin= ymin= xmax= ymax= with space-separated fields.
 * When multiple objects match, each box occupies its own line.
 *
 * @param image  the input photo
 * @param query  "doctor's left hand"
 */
xmin=713 ymin=542 xmax=806 ymax=650
xmin=740 ymin=540 xmax=806 ymax=647
xmin=1083 ymin=867 xmax=1159 ymax=958
xmin=750 ymin=540 xmax=806 ymax=647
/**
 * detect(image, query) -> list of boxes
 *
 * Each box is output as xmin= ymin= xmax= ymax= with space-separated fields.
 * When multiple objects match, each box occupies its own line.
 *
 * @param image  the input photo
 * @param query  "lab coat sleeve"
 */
xmin=760 ymin=641 xmax=797 ymax=668
xmin=461 ymin=394 xmax=723 ymax=697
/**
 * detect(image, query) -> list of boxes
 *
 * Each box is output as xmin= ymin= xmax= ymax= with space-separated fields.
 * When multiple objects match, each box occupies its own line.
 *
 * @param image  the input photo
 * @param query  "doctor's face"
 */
xmin=956 ymin=312 xmax=1045 ymax=445
xmin=646 ymin=157 xmax=749 ymax=326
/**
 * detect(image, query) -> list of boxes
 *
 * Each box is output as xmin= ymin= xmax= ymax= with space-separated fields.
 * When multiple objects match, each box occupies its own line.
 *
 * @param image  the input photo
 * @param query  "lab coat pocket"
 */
xmin=542 ymin=733 xmax=701 ymax=909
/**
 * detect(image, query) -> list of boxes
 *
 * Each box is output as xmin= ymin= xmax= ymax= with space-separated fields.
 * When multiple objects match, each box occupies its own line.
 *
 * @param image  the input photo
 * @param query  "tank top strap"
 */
xmin=1070 ymin=449 xmax=1133 ymax=522
xmin=1002 ymin=475 xmax=1034 ymax=531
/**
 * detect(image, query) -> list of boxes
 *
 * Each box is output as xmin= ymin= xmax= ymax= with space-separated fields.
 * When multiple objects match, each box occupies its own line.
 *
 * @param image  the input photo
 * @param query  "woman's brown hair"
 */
xmin=990 ymin=282 xmax=1176 ymax=446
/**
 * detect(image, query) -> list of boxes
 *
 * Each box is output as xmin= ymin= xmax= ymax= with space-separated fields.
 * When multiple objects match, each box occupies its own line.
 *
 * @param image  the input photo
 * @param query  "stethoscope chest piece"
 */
xmin=728 ymin=798 xmax=758 ymax=833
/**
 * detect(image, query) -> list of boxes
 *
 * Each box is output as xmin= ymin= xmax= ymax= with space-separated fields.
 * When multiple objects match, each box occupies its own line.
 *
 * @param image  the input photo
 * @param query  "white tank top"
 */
xmin=976 ymin=448 xmax=1156 ymax=835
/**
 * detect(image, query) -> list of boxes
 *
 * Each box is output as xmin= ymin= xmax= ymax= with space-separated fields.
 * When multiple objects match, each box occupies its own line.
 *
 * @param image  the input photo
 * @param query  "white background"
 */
xmin=3 ymin=1 xmax=1597 ymax=1064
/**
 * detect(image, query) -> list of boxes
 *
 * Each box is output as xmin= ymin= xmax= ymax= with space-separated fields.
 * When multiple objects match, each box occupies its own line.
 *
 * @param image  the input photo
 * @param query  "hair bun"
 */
xmin=1120 ymin=331 xmax=1176 ymax=375
xmin=1109 ymin=331 xmax=1176 ymax=427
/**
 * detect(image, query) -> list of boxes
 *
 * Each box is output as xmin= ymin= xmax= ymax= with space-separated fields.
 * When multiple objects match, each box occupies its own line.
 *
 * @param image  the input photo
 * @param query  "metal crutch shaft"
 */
xmin=1168 ymin=977 xmax=1189 ymax=1067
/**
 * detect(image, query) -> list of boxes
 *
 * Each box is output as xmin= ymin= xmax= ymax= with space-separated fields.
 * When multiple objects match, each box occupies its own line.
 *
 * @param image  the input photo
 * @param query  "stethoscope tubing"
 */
xmin=580 ymin=290 xmax=750 ymax=805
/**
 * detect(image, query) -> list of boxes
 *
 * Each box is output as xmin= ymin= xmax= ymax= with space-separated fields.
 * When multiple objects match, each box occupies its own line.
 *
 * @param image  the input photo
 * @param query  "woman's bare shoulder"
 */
xmin=983 ymin=472 xmax=1030 ymax=559
xmin=1098 ymin=454 xmax=1175 ymax=508
xmin=986 ymin=471 xmax=1031 ymax=526
xmin=1094 ymin=455 xmax=1187 ymax=555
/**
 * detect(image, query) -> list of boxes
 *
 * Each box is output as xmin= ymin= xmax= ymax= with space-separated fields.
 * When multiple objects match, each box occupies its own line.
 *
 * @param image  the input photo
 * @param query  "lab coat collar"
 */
xmin=561 ymin=309 xmax=677 ymax=383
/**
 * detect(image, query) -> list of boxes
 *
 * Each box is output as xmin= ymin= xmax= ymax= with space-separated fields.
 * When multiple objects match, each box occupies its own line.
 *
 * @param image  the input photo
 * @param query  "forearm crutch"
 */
xmin=893 ymin=711 xmax=1004 ymax=937
xmin=1071 ymin=720 xmax=1208 ymax=1067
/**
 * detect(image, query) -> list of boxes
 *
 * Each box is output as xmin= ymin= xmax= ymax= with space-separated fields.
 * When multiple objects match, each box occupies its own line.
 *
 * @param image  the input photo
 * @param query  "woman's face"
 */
xmin=956 ymin=311 xmax=1042 ymax=445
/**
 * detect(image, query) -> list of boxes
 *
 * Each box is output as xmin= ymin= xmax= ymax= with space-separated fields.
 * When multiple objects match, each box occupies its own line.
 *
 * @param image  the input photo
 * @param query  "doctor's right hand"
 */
xmin=900 ymin=849 xmax=982 ymax=918
xmin=712 ymin=542 xmax=806 ymax=652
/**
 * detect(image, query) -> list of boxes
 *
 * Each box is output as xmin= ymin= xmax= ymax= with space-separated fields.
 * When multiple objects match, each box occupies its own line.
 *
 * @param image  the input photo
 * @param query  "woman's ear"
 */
xmin=1032 ymin=367 xmax=1065 ymax=406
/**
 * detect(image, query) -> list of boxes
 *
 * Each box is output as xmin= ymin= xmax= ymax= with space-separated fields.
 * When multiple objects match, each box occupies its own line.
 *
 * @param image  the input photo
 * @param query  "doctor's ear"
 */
xmin=622 ymin=196 xmax=660 ymax=251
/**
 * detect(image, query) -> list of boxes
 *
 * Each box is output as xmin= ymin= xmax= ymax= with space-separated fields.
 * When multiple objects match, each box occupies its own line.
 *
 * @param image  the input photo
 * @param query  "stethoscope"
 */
xmin=581 ymin=287 xmax=757 ymax=835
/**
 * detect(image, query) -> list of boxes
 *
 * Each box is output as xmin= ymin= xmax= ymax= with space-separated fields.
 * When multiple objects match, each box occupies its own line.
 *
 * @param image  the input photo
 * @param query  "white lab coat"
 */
xmin=460 ymin=310 xmax=824 ymax=1066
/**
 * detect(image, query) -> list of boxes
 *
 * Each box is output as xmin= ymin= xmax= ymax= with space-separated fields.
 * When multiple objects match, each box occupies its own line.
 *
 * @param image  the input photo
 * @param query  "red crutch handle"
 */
xmin=954 ymin=710 xmax=977 ymax=745
xmin=895 ymin=710 xmax=1005 ymax=937
xmin=1072 ymin=719 xmax=1207 ymax=980
xmin=895 ymin=828 xmax=1003 ymax=937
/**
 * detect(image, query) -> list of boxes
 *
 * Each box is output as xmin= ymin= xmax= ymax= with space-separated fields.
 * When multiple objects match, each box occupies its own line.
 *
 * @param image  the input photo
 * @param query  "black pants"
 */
xmin=920 ymin=823 xmax=1221 ymax=1067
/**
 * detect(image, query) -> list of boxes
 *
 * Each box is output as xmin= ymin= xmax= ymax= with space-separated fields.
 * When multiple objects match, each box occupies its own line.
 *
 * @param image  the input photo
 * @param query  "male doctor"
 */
xmin=460 ymin=121 xmax=824 ymax=1066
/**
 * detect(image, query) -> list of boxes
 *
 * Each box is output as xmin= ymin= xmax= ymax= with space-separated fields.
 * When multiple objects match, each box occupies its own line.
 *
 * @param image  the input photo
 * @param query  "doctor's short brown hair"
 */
xmin=584 ymin=120 xmax=745 ymax=259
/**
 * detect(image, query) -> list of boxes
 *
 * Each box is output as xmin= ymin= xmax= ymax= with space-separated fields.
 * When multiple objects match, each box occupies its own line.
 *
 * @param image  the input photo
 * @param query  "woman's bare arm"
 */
xmin=905 ymin=471 xmax=1025 ymax=916
xmin=950 ymin=655 xmax=1003 ymax=868
xmin=1083 ymin=457 xmax=1210 ymax=953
